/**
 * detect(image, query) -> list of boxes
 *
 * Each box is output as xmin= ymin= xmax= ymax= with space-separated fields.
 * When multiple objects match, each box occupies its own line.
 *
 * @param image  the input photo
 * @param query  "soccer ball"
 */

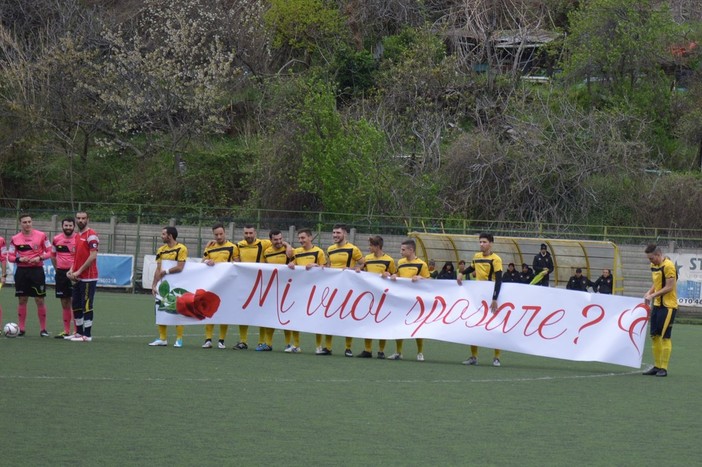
xmin=3 ymin=322 xmax=20 ymax=338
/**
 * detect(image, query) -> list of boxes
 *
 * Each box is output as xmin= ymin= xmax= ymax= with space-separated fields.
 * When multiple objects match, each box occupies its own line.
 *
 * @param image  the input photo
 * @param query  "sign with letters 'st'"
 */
xmin=668 ymin=254 xmax=702 ymax=308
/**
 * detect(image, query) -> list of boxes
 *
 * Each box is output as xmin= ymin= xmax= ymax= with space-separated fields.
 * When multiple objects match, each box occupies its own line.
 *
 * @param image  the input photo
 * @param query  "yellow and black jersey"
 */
xmin=291 ymin=246 xmax=326 ymax=267
xmin=237 ymin=238 xmax=272 ymax=263
xmin=156 ymin=242 xmax=188 ymax=262
xmin=327 ymin=242 xmax=362 ymax=269
xmin=470 ymin=252 xmax=503 ymax=282
xmin=650 ymin=257 xmax=678 ymax=308
xmin=396 ymin=257 xmax=430 ymax=279
xmin=362 ymin=253 xmax=396 ymax=275
xmin=203 ymin=241 xmax=238 ymax=263
xmin=264 ymin=245 xmax=290 ymax=265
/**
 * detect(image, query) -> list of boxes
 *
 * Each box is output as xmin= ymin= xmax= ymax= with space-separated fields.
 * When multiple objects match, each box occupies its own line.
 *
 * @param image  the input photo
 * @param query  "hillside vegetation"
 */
xmin=1 ymin=0 xmax=701 ymax=230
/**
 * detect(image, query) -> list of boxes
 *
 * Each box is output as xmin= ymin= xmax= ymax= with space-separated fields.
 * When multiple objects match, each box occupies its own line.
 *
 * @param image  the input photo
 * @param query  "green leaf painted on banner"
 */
xmin=158 ymin=280 xmax=171 ymax=297
xmin=172 ymin=287 xmax=189 ymax=296
xmin=165 ymin=292 xmax=176 ymax=304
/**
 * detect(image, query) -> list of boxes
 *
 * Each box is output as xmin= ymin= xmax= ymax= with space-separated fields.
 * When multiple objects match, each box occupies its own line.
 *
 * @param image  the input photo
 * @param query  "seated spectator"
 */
xmin=428 ymin=259 xmax=438 ymax=279
xmin=566 ymin=268 xmax=594 ymax=292
xmin=519 ymin=263 xmax=535 ymax=284
xmin=458 ymin=260 xmax=466 ymax=275
xmin=502 ymin=263 xmax=520 ymax=283
xmin=594 ymin=268 xmax=614 ymax=294
xmin=437 ymin=261 xmax=457 ymax=280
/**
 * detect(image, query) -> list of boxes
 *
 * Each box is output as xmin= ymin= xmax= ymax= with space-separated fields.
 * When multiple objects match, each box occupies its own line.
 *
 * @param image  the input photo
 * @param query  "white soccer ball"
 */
xmin=3 ymin=322 xmax=20 ymax=338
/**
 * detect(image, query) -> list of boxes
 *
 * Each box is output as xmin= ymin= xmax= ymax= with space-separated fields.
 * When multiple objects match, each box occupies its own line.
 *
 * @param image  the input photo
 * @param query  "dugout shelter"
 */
xmin=409 ymin=232 xmax=624 ymax=294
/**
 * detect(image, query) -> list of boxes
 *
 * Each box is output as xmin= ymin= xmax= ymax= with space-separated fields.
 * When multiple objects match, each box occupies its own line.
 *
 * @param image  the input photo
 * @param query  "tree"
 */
xmin=561 ymin=0 xmax=688 ymax=166
xmin=562 ymin=0 xmax=679 ymax=105
xmin=82 ymin=0 xmax=240 ymax=174
xmin=438 ymin=89 xmax=652 ymax=224
xmin=264 ymin=0 xmax=347 ymax=69
xmin=251 ymin=76 xmax=392 ymax=214
xmin=0 ymin=0 xmax=106 ymax=202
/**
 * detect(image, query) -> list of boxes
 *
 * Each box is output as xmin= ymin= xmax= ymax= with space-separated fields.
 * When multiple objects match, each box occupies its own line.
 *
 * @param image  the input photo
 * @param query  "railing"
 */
xmin=2 ymin=197 xmax=701 ymax=246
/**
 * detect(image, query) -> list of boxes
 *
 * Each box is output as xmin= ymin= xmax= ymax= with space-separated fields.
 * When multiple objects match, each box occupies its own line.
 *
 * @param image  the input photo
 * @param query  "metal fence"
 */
xmin=2 ymin=198 xmax=701 ymax=247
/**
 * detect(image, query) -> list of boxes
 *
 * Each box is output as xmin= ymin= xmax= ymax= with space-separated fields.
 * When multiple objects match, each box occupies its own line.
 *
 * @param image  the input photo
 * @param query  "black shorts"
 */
xmin=55 ymin=269 xmax=74 ymax=299
xmin=14 ymin=267 xmax=47 ymax=297
xmin=72 ymin=280 xmax=97 ymax=313
xmin=650 ymin=306 xmax=676 ymax=338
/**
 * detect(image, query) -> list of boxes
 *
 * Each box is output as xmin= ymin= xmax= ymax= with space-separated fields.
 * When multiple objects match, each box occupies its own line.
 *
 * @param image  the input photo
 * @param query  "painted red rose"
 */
xmin=193 ymin=289 xmax=221 ymax=319
xmin=175 ymin=292 xmax=199 ymax=319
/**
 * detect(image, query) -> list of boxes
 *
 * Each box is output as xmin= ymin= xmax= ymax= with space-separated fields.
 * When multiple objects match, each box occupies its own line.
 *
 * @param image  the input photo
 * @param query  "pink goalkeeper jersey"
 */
xmin=0 ymin=236 xmax=7 ymax=263
xmin=52 ymin=232 xmax=77 ymax=270
xmin=8 ymin=229 xmax=52 ymax=267
xmin=73 ymin=228 xmax=99 ymax=281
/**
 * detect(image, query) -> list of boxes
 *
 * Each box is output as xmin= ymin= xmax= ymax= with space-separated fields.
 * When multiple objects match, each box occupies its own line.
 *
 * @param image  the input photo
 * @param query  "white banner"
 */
xmin=154 ymin=261 xmax=649 ymax=368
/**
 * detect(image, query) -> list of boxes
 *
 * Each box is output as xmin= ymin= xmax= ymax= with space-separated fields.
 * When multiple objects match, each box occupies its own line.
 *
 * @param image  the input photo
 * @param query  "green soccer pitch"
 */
xmin=1 ymin=291 xmax=699 ymax=466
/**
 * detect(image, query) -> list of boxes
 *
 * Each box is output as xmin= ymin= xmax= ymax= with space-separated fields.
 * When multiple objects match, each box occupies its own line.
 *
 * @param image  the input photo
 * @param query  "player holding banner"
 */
xmin=355 ymin=235 xmax=396 ymax=359
xmin=66 ymin=211 xmax=100 ymax=342
xmin=149 ymin=226 xmax=188 ymax=348
xmin=459 ymin=232 xmax=504 ymax=367
xmin=384 ymin=239 xmax=429 ymax=361
xmin=201 ymin=223 xmax=238 ymax=349
xmin=287 ymin=228 xmax=327 ymax=353
xmin=642 ymin=244 xmax=678 ymax=377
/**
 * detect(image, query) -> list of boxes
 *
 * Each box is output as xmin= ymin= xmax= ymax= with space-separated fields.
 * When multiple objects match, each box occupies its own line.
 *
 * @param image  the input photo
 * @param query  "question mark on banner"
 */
xmin=573 ymin=304 xmax=606 ymax=344
xmin=617 ymin=303 xmax=650 ymax=354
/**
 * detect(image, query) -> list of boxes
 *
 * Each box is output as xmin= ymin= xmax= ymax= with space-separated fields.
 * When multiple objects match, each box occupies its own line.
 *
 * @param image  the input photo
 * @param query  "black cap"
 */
xmin=575 ymin=268 xmax=582 ymax=273
xmin=540 ymin=243 xmax=547 ymax=250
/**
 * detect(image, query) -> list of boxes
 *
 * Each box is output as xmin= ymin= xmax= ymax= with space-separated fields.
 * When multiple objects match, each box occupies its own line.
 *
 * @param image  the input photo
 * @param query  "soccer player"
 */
xmin=66 ymin=211 xmax=100 ymax=342
xmin=201 ymin=223 xmax=238 ymax=349
xmin=51 ymin=217 xmax=77 ymax=338
xmin=235 ymin=224 xmax=271 ymax=351
xmin=149 ymin=226 xmax=188 ymax=348
xmin=325 ymin=224 xmax=364 ymax=357
xmin=355 ymin=235 xmax=396 ymax=359
xmin=0 ymin=235 xmax=7 ymax=329
xmin=262 ymin=229 xmax=293 ymax=351
xmin=459 ymin=233 xmax=503 ymax=367
xmin=385 ymin=239 xmax=429 ymax=361
xmin=642 ymin=244 xmax=677 ymax=377
xmin=7 ymin=214 xmax=52 ymax=337
xmin=287 ymin=228 xmax=326 ymax=353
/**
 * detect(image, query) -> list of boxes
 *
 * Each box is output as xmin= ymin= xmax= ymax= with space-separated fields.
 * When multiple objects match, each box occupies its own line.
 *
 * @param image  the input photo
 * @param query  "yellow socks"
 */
xmin=395 ymin=339 xmax=404 ymax=354
xmin=660 ymin=338 xmax=672 ymax=370
xmin=239 ymin=325 xmax=248 ymax=344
